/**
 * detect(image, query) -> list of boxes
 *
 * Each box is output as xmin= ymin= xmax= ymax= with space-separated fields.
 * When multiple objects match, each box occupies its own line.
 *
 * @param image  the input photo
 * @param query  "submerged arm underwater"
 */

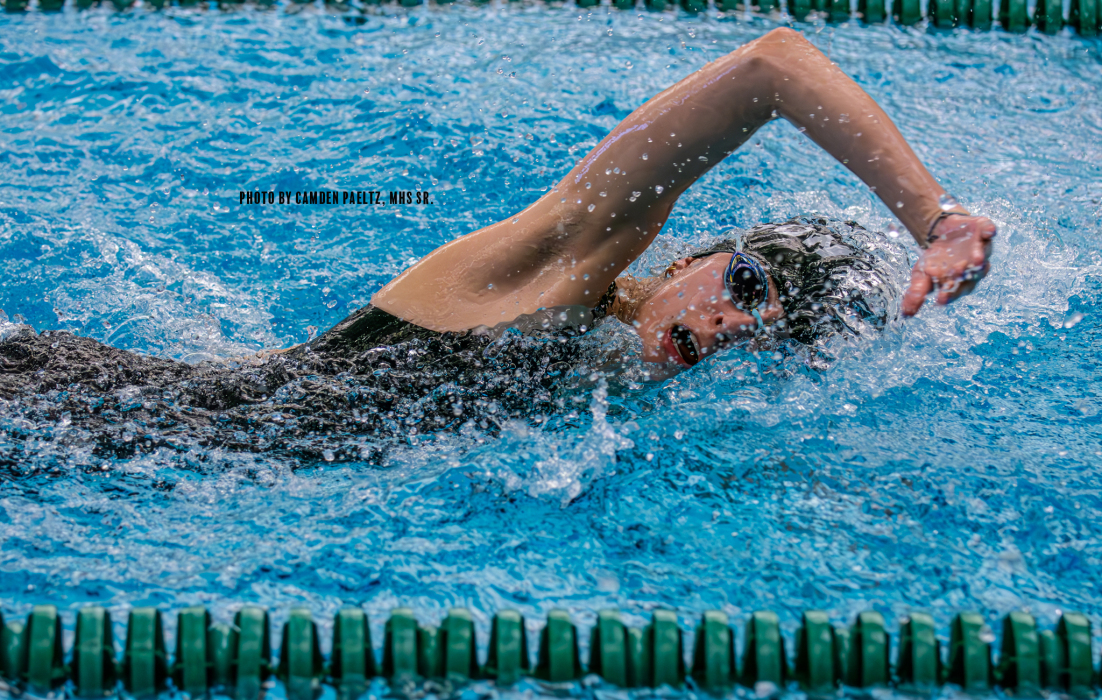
xmin=373 ymin=27 xmax=996 ymax=332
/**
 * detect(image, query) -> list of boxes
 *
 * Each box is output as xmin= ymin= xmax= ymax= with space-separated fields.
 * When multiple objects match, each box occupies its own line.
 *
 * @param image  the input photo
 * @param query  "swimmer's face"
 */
xmin=631 ymin=254 xmax=784 ymax=367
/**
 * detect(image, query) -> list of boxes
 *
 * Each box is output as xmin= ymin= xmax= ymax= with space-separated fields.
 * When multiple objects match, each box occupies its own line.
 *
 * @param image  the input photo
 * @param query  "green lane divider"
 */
xmin=893 ymin=0 xmax=924 ymax=24
xmin=417 ymin=624 xmax=439 ymax=678
xmin=1058 ymin=613 xmax=1094 ymax=697
xmin=0 ymin=604 xmax=1100 ymax=697
xmin=691 ymin=610 xmax=734 ymax=691
xmin=382 ymin=608 xmax=419 ymax=681
xmin=932 ymin=0 xmax=955 ymax=27
xmin=208 ymin=622 xmax=234 ymax=689
xmin=172 ymin=606 xmax=209 ymax=695
xmin=535 ymin=609 xmax=581 ymax=682
xmin=4 ymin=0 xmax=1097 ymax=35
xmin=120 ymin=604 xmax=167 ymax=696
xmin=645 ymin=609 xmax=685 ymax=688
xmin=829 ymin=0 xmax=849 ymax=23
xmin=795 ymin=610 xmax=836 ymax=693
xmin=846 ymin=611 xmax=889 ymax=687
xmin=1 ymin=618 xmax=25 ymax=683
xmin=21 ymin=605 xmax=66 ymax=693
xmin=858 ymin=0 xmax=887 ymax=23
xmin=1035 ymin=0 xmax=1063 ymax=32
xmin=231 ymin=606 xmax=273 ymax=700
xmin=972 ymin=0 xmax=993 ymax=28
xmin=948 ymin=611 xmax=993 ymax=691
xmin=330 ymin=607 xmax=375 ymax=698
xmin=897 ymin=613 xmax=940 ymax=690
xmin=790 ymin=0 xmax=813 ymax=20
xmin=997 ymin=611 xmax=1040 ymax=695
xmin=121 ymin=607 xmax=168 ymax=697
xmin=1002 ymin=0 xmax=1031 ymax=31
xmin=72 ymin=607 xmax=116 ymax=697
xmin=485 ymin=610 xmax=528 ymax=685
xmin=1072 ymin=0 xmax=1100 ymax=34
xmin=437 ymin=608 xmax=479 ymax=681
xmin=742 ymin=610 xmax=786 ymax=687
xmin=278 ymin=608 xmax=324 ymax=700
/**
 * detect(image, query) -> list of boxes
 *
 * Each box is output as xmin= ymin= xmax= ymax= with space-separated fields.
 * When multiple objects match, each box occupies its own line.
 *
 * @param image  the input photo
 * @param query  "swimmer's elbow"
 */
xmin=740 ymin=27 xmax=817 ymax=74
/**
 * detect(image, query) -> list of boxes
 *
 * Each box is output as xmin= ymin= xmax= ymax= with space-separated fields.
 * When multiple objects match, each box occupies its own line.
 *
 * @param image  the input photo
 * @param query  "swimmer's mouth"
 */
xmin=669 ymin=325 xmax=699 ymax=366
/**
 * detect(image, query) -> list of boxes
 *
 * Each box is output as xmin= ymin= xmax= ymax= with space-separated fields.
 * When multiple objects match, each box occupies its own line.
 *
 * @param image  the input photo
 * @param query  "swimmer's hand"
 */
xmin=902 ymin=214 xmax=997 ymax=317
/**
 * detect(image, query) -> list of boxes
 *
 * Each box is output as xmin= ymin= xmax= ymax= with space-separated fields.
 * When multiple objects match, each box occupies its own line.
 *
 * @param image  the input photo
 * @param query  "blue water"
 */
xmin=1 ymin=2 xmax=1102 ymax=684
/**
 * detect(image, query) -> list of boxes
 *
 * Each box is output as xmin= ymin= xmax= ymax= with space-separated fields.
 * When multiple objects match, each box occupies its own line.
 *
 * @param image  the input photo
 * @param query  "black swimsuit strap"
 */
xmin=590 ymin=281 xmax=618 ymax=322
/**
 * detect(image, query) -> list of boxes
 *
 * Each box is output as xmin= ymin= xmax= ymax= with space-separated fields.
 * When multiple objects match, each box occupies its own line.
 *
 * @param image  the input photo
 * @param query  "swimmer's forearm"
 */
xmin=760 ymin=31 xmax=967 ymax=244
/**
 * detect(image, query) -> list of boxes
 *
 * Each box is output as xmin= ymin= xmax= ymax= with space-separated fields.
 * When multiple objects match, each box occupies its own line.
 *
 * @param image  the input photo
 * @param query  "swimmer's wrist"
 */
xmin=920 ymin=207 xmax=970 ymax=248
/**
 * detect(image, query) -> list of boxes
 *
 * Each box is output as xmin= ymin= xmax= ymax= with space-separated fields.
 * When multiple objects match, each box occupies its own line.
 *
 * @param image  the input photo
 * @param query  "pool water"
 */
xmin=1 ymin=2 xmax=1101 ymax=686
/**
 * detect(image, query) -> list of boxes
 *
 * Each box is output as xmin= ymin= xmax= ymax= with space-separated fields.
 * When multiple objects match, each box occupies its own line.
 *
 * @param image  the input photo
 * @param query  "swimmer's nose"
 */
xmin=700 ymin=310 xmax=756 ymax=351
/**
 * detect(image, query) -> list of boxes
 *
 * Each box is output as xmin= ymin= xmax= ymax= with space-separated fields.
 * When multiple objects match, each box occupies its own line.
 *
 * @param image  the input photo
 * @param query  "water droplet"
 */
xmin=322 ymin=450 xmax=335 ymax=462
xmin=487 ymin=283 xmax=494 ymax=289
xmin=938 ymin=193 xmax=960 ymax=211
xmin=887 ymin=221 xmax=902 ymax=239
xmin=1063 ymin=311 xmax=1084 ymax=329
xmin=585 ymin=182 xmax=592 ymax=189
xmin=477 ymin=38 xmax=485 ymax=45
xmin=587 ymin=203 xmax=595 ymax=212
xmin=583 ymin=273 xmax=590 ymax=280
xmin=607 ymin=28 xmax=613 ymax=36
xmin=896 ymin=201 xmax=904 ymax=209
xmin=306 ymin=325 xmax=319 ymax=341
xmin=655 ymin=185 xmax=664 ymax=194
xmin=641 ymin=153 xmax=648 ymax=160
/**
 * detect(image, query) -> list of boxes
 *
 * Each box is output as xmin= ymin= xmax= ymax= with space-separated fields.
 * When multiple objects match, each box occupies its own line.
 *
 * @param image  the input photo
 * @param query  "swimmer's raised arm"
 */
xmin=372 ymin=27 xmax=994 ymax=331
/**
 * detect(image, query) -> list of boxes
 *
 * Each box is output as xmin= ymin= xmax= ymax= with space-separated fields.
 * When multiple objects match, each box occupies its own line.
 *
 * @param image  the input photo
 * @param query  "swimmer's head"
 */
xmin=614 ymin=239 xmax=785 ymax=367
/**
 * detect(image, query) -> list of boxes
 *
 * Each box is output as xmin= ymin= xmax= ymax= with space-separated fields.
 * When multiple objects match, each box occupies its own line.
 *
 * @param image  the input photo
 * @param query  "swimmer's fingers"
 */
xmin=902 ymin=263 xmax=934 ymax=317
xmin=935 ymin=261 xmax=990 ymax=306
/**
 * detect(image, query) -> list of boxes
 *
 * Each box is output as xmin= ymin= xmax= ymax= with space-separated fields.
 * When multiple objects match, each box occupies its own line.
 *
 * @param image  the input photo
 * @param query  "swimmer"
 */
xmin=0 ymin=28 xmax=997 ymax=453
xmin=320 ymin=27 xmax=996 ymax=368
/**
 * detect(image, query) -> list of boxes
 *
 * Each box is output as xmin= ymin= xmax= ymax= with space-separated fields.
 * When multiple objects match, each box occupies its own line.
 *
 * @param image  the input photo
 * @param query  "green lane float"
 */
xmin=120 ymin=608 xmax=168 ymax=697
xmin=1072 ymin=0 xmax=1100 ymax=34
xmin=4 ymin=0 xmax=1101 ymax=37
xmin=485 ymin=609 xmax=528 ymax=685
xmin=897 ymin=612 xmax=940 ymax=690
xmin=0 ymin=604 xmax=1099 ymax=697
xmin=21 ymin=605 xmax=66 ymax=694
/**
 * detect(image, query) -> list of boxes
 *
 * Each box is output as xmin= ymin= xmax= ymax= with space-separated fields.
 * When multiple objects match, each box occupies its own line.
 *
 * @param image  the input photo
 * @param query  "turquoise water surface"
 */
xmin=1 ymin=2 xmax=1101 ymax=690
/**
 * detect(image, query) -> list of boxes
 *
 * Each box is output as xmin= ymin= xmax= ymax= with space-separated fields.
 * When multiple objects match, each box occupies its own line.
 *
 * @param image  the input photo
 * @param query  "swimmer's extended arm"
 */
xmin=373 ymin=27 xmax=993 ymax=331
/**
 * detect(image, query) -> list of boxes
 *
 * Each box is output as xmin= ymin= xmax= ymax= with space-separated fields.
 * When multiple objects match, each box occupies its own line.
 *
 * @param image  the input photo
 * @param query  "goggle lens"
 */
xmin=723 ymin=252 xmax=768 ymax=310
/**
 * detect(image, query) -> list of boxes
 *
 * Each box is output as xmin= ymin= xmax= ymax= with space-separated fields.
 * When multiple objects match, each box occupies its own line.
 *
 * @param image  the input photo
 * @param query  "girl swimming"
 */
xmin=364 ymin=26 xmax=995 ymax=366
xmin=0 ymin=28 xmax=996 ymax=454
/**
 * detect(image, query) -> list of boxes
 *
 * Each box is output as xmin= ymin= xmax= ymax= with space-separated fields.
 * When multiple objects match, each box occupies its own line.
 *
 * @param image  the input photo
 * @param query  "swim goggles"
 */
xmin=723 ymin=252 xmax=769 ymax=330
